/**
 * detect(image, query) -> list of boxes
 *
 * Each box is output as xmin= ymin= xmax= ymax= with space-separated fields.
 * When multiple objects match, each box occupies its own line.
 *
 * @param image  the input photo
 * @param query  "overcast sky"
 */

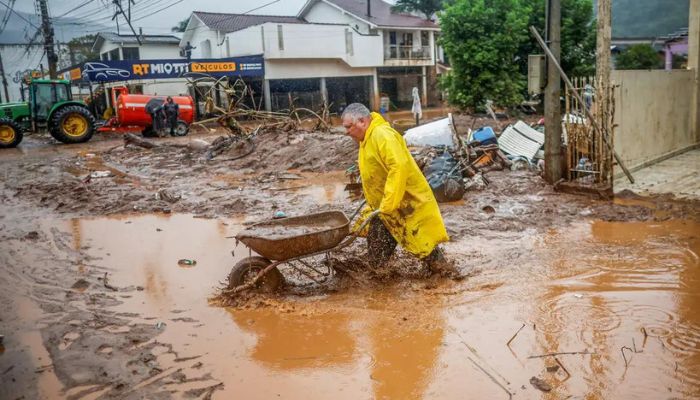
xmin=12 ymin=0 xmax=324 ymax=35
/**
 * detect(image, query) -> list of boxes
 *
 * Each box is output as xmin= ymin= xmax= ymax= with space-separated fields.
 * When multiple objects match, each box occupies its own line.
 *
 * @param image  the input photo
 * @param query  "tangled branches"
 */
xmin=184 ymin=73 xmax=332 ymax=137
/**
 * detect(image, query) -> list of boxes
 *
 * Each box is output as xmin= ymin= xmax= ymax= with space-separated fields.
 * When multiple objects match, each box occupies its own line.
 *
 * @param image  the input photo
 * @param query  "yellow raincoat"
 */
xmin=355 ymin=112 xmax=449 ymax=258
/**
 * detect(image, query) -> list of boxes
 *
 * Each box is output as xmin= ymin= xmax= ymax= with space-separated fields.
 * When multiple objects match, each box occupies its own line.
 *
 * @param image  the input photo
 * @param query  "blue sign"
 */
xmin=78 ymin=55 xmax=264 ymax=82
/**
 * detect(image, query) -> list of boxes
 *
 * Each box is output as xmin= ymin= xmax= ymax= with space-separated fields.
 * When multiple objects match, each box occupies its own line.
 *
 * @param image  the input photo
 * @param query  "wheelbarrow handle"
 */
xmin=349 ymin=200 xmax=367 ymax=221
xmin=336 ymin=207 xmax=380 ymax=249
xmin=351 ymin=209 xmax=380 ymax=234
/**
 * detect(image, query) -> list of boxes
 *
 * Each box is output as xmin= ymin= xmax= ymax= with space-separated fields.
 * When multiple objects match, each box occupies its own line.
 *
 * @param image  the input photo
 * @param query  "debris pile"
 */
xmin=186 ymin=76 xmax=332 ymax=136
xmin=404 ymin=114 xmax=544 ymax=202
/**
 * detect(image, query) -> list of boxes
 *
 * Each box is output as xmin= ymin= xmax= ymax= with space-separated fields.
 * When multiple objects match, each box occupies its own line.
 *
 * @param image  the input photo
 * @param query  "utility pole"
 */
xmin=112 ymin=0 xmax=141 ymax=45
xmin=0 ymin=52 xmax=9 ymax=102
xmin=544 ymin=0 xmax=563 ymax=184
xmin=38 ymin=0 xmax=57 ymax=79
xmin=596 ymin=0 xmax=613 ymax=182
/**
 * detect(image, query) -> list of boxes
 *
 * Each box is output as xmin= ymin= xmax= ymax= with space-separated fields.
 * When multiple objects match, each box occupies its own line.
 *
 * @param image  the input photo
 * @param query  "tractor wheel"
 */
xmin=171 ymin=120 xmax=189 ymax=137
xmin=49 ymin=106 xmax=95 ymax=144
xmin=227 ymin=256 xmax=284 ymax=293
xmin=0 ymin=118 xmax=23 ymax=148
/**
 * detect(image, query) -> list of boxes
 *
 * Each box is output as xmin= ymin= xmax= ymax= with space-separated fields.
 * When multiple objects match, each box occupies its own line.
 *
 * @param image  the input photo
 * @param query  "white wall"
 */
xmin=139 ymin=44 xmax=180 ymax=59
xmin=613 ymin=69 xmax=698 ymax=172
xmin=264 ymin=59 xmax=374 ymax=80
xmin=97 ymin=41 xmax=180 ymax=60
xmin=0 ymin=44 xmax=47 ymax=102
xmin=261 ymin=23 xmax=383 ymax=67
xmin=347 ymin=28 xmax=385 ymax=67
xmin=223 ymin=25 xmax=265 ymax=57
xmin=186 ymin=17 xmax=221 ymax=59
xmin=304 ymin=1 xmax=372 ymax=33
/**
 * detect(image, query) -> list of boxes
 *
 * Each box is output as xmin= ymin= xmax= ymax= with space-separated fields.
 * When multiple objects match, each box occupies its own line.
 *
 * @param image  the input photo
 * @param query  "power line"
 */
xmin=0 ymin=0 xmax=15 ymax=34
xmin=132 ymin=0 xmax=185 ymax=22
xmin=241 ymin=0 xmax=281 ymax=16
xmin=0 ymin=0 xmax=40 ymax=29
xmin=55 ymin=0 xmax=97 ymax=18
xmin=68 ymin=0 xmax=165 ymax=25
xmin=65 ymin=0 xmax=118 ymax=20
xmin=148 ymin=0 xmax=285 ymax=36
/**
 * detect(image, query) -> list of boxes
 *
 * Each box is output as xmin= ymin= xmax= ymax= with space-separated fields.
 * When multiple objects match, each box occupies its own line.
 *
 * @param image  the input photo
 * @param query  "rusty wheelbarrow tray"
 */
xmin=227 ymin=207 xmax=374 ymax=295
xmin=235 ymin=211 xmax=351 ymax=261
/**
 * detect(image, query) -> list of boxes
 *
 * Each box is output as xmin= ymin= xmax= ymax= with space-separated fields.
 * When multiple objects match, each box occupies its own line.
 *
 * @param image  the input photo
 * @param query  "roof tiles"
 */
xmin=193 ymin=12 xmax=306 ymax=33
xmin=325 ymin=0 xmax=438 ymax=28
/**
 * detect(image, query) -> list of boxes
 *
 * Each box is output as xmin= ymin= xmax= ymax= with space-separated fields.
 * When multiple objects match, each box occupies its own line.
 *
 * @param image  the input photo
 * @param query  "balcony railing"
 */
xmin=384 ymin=45 xmax=431 ymax=60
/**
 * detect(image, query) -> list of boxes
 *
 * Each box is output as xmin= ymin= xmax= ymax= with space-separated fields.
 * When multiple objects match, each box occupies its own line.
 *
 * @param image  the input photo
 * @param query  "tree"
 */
xmin=439 ymin=0 xmax=530 ymax=109
xmin=391 ymin=0 xmax=445 ymax=20
xmin=172 ymin=18 xmax=188 ymax=33
xmin=519 ymin=0 xmax=596 ymax=77
xmin=615 ymin=44 xmax=662 ymax=70
xmin=59 ymin=34 xmax=98 ymax=69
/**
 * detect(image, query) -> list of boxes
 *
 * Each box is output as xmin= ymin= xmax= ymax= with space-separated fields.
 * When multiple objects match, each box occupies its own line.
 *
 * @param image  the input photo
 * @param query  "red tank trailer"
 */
xmin=98 ymin=86 xmax=194 ymax=136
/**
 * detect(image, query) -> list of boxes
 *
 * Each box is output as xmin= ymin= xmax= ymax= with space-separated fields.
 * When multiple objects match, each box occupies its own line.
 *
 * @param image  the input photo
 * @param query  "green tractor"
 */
xmin=0 ymin=79 xmax=96 ymax=148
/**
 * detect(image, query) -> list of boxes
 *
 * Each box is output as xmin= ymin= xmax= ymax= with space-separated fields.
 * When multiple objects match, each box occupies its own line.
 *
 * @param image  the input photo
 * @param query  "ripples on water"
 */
xmin=529 ymin=219 xmax=700 ymax=397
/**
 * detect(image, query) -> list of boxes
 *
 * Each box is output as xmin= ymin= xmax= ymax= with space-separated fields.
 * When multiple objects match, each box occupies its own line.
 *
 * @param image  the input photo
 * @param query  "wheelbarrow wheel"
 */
xmin=228 ymin=256 xmax=284 ymax=293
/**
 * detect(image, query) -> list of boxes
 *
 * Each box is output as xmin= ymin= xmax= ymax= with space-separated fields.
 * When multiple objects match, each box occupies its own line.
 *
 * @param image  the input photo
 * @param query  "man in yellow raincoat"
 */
xmin=341 ymin=103 xmax=455 ymax=275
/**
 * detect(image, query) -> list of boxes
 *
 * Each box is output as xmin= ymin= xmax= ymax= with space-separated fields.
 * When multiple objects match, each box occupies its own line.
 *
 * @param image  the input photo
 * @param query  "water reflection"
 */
xmin=230 ymin=308 xmax=356 ymax=370
xmin=229 ymin=292 xmax=446 ymax=399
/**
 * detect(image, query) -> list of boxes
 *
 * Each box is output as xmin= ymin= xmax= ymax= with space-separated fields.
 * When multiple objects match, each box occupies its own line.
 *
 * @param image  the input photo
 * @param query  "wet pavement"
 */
xmin=3 ymin=211 xmax=698 ymax=399
xmin=615 ymin=148 xmax=700 ymax=200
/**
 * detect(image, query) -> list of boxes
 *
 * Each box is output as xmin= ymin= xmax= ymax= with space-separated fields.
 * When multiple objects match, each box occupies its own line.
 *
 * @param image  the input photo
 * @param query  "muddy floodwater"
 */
xmin=1 ymin=132 xmax=699 ymax=399
xmin=3 ymin=212 xmax=696 ymax=399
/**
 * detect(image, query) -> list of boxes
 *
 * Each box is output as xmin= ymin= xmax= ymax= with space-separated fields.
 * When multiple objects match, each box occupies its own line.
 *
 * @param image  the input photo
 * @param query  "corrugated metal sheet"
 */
xmin=498 ymin=121 xmax=545 ymax=160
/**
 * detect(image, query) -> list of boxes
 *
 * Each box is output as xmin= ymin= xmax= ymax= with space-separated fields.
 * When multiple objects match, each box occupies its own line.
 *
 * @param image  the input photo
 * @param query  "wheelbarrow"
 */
xmin=227 ymin=205 xmax=376 ymax=294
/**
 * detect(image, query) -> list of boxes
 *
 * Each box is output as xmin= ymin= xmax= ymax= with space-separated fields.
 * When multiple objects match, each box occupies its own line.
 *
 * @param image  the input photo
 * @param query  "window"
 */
xmin=277 ymin=25 xmax=284 ymax=50
xmin=345 ymin=29 xmax=353 ymax=56
xmin=108 ymin=48 xmax=120 ymax=60
xmin=421 ymin=31 xmax=429 ymax=47
xmin=101 ymin=52 xmax=108 ymax=61
xmin=388 ymin=31 xmax=398 ymax=59
xmin=54 ymin=84 xmax=69 ymax=102
xmin=32 ymin=84 xmax=54 ymax=121
xmin=122 ymin=47 xmax=140 ymax=60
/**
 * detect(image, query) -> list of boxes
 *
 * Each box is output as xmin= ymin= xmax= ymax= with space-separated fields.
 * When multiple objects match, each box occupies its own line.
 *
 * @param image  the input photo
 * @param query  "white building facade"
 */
xmin=91 ymin=32 xmax=188 ymax=97
xmin=181 ymin=0 xmax=442 ymax=112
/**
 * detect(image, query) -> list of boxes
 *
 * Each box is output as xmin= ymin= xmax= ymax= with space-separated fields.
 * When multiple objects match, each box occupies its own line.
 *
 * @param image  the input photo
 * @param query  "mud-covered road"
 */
xmin=1 ymin=128 xmax=699 ymax=399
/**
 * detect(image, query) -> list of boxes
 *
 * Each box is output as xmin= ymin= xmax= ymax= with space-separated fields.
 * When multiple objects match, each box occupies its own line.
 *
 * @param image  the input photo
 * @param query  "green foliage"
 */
xmin=172 ymin=18 xmax=189 ymax=33
xmin=391 ymin=0 xmax=445 ymax=20
xmin=439 ymin=0 xmax=529 ymax=109
xmin=519 ymin=0 xmax=596 ymax=77
xmin=615 ymin=44 xmax=662 ymax=70
xmin=66 ymin=34 xmax=98 ymax=64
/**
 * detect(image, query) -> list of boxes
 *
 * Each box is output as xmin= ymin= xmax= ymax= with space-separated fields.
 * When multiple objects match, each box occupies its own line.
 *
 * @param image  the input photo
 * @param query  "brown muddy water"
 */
xmin=16 ymin=211 xmax=698 ymax=399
